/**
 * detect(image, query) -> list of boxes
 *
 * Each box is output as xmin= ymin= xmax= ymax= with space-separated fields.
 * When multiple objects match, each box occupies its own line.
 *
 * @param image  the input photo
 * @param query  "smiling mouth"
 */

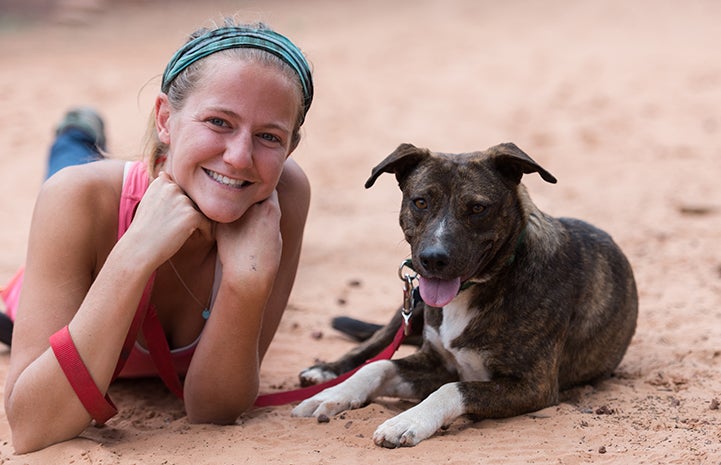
xmin=204 ymin=168 xmax=251 ymax=188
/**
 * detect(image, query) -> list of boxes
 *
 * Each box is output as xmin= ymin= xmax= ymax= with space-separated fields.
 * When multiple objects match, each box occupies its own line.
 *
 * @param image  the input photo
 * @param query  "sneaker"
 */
xmin=55 ymin=106 xmax=107 ymax=151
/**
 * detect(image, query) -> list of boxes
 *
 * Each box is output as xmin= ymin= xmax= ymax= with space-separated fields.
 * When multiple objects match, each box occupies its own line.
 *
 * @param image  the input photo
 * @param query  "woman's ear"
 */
xmin=155 ymin=94 xmax=172 ymax=145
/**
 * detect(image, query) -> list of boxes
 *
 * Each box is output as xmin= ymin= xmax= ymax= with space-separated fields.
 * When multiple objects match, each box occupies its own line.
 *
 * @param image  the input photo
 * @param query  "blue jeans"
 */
xmin=46 ymin=128 xmax=104 ymax=180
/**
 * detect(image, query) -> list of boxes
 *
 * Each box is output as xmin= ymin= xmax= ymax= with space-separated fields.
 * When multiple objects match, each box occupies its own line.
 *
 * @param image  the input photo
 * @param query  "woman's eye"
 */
xmin=208 ymin=117 xmax=227 ymax=127
xmin=260 ymin=133 xmax=281 ymax=144
xmin=413 ymin=198 xmax=428 ymax=210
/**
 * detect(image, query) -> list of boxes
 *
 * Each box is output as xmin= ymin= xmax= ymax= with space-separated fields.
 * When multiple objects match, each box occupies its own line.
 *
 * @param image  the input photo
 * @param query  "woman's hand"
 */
xmin=183 ymin=161 xmax=310 ymax=424
xmin=185 ymin=190 xmax=283 ymax=422
xmin=215 ymin=190 xmax=283 ymax=285
xmin=128 ymin=171 xmax=213 ymax=265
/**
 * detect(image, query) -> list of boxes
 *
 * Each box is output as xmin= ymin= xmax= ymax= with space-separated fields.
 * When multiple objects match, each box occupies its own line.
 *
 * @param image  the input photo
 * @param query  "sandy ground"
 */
xmin=1 ymin=0 xmax=720 ymax=463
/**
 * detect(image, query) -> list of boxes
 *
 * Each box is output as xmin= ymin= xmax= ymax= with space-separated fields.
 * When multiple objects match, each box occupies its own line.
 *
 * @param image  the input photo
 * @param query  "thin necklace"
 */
xmin=168 ymin=258 xmax=212 ymax=320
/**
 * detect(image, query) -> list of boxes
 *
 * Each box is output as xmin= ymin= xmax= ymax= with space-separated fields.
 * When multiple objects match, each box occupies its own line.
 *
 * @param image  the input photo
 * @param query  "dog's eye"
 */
xmin=471 ymin=204 xmax=485 ymax=214
xmin=413 ymin=198 xmax=428 ymax=210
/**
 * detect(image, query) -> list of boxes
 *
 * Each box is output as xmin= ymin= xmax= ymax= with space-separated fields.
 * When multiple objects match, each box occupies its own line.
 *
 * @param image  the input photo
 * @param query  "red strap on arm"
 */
xmin=49 ymin=325 xmax=118 ymax=425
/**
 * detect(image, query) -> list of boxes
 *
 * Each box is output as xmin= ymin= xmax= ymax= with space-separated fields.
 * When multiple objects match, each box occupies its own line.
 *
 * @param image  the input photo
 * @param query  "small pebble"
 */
xmin=595 ymin=405 xmax=615 ymax=415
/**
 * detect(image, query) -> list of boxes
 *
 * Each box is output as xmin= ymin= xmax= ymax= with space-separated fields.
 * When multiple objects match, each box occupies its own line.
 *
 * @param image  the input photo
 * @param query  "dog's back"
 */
xmin=551 ymin=216 xmax=638 ymax=388
xmin=514 ymin=189 xmax=638 ymax=390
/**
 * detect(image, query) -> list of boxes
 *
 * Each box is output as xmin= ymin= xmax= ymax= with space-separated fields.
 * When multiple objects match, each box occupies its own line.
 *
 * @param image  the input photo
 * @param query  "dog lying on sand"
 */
xmin=294 ymin=142 xmax=638 ymax=448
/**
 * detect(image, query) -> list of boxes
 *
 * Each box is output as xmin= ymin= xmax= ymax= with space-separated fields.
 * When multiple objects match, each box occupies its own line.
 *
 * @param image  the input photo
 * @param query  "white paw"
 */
xmin=293 ymin=360 xmax=396 ymax=419
xmin=372 ymin=409 xmax=442 ymax=448
xmin=298 ymin=366 xmax=338 ymax=386
xmin=372 ymin=382 xmax=464 ymax=448
xmin=291 ymin=383 xmax=368 ymax=418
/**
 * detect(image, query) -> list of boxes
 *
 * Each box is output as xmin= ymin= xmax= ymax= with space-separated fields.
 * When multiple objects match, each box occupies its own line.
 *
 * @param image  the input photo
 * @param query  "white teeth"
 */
xmin=205 ymin=169 xmax=248 ymax=188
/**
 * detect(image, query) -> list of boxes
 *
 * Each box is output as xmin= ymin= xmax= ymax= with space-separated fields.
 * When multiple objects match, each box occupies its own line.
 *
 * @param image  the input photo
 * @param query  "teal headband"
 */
xmin=161 ymin=26 xmax=313 ymax=123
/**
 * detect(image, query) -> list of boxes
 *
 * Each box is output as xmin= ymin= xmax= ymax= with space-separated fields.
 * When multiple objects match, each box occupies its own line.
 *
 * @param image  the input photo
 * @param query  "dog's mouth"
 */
xmin=414 ymin=240 xmax=495 ymax=308
xmin=417 ymin=276 xmax=461 ymax=308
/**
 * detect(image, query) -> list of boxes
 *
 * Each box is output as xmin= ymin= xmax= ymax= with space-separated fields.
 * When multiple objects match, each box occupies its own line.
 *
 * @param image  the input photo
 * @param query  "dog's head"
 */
xmin=365 ymin=142 xmax=557 ymax=307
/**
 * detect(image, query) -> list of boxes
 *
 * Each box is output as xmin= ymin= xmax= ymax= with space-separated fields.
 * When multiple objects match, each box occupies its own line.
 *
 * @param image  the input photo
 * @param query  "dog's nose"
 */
xmin=419 ymin=246 xmax=450 ymax=273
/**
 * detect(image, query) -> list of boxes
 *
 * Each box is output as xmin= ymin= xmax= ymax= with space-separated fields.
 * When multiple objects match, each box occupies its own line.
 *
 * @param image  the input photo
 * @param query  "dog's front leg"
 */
xmin=372 ymin=382 xmax=464 ymax=448
xmin=292 ymin=360 xmax=401 ymax=418
xmin=373 ymin=372 xmax=559 ymax=448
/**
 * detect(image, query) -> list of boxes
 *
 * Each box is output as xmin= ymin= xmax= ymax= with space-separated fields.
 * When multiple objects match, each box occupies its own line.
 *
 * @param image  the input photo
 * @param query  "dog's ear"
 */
xmin=365 ymin=143 xmax=430 ymax=188
xmin=487 ymin=142 xmax=557 ymax=185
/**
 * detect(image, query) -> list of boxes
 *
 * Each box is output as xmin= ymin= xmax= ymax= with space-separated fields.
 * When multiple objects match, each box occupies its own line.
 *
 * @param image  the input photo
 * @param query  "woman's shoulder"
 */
xmin=40 ymin=159 xmax=127 ymax=202
xmin=36 ymin=159 xmax=129 ymax=232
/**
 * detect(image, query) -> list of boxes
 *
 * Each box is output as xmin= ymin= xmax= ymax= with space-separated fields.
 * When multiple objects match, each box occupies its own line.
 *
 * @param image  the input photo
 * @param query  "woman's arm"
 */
xmin=4 ymin=163 xmax=209 ymax=453
xmin=183 ymin=159 xmax=310 ymax=423
xmin=4 ymin=163 xmax=152 ymax=452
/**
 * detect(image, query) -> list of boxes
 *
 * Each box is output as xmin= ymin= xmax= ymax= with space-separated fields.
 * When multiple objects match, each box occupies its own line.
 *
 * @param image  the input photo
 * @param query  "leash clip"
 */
xmin=399 ymin=259 xmax=418 ymax=336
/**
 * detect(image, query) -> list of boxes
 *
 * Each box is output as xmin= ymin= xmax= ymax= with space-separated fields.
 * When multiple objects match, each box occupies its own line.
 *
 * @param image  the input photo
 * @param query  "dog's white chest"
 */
xmin=424 ymin=291 xmax=491 ymax=382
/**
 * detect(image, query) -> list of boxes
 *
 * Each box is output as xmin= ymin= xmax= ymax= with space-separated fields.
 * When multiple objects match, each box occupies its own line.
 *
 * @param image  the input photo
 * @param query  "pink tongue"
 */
xmin=418 ymin=276 xmax=462 ymax=308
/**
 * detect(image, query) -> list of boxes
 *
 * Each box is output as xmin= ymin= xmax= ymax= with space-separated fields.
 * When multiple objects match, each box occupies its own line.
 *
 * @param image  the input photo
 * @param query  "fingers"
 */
xmin=251 ymin=190 xmax=279 ymax=210
xmin=132 ymin=171 xmax=214 ymax=261
xmin=158 ymin=171 xmax=208 ymax=217
xmin=195 ymin=214 xmax=215 ymax=242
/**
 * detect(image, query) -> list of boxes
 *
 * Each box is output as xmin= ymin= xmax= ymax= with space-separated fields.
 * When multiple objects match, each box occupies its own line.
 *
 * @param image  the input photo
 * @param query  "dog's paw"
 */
xmin=294 ymin=361 xmax=395 ymax=420
xmin=298 ymin=365 xmax=338 ymax=387
xmin=372 ymin=383 xmax=463 ymax=448
xmin=372 ymin=410 xmax=442 ymax=448
xmin=291 ymin=384 xmax=368 ymax=418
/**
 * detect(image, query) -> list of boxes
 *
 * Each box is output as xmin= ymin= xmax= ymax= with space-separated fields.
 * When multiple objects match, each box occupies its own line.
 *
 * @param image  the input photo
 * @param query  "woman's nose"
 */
xmin=223 ymin=131 xmax=254 ymax=168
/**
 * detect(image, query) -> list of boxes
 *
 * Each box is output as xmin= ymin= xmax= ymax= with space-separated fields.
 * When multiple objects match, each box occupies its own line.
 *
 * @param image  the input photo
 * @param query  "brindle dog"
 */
xmin=293 ymin=143 xmax=638 ymax=448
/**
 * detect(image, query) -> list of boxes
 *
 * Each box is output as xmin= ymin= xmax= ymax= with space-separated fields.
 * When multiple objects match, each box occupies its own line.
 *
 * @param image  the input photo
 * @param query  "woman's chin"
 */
xmin=203 ymin=210 xmax=244 ymax=224
xmin=199 ymin=202 xmax=251 ymax=224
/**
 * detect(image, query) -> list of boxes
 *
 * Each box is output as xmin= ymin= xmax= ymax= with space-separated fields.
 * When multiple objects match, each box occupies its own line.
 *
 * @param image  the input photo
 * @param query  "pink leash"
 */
xmin=254 ymin=260 xmax=418 ymax=407
xmin=254 ymin=317 xmax=409 ymax=407
xmin=142 ymin=309 xmax=410 ymax=408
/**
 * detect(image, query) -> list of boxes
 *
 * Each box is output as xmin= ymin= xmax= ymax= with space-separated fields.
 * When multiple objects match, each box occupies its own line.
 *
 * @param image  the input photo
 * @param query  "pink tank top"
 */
xmin=116 ymin=161 xmax=198 ymax=378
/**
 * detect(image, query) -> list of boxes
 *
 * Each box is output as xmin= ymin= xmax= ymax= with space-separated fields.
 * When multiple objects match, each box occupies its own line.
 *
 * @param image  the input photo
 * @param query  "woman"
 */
xmin=3 ymin=18 xmax=313 ymax=453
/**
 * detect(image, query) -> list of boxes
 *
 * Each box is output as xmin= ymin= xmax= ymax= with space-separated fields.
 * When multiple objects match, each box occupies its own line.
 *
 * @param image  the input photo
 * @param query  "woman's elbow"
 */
xmin=186 ymin=404 xmax=249 ymax=425
xmin=6 ymin=398 xmax=43 ymax=453
xmin=185 ymin=383 xmax=258 ymax=425
xmin=11 ymin=432 xmax=45 ymax=455
xmin=9 ymin=415 xmax=56 ymax=455
xmin=6 ymin=396 xmax=89 ymax=454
